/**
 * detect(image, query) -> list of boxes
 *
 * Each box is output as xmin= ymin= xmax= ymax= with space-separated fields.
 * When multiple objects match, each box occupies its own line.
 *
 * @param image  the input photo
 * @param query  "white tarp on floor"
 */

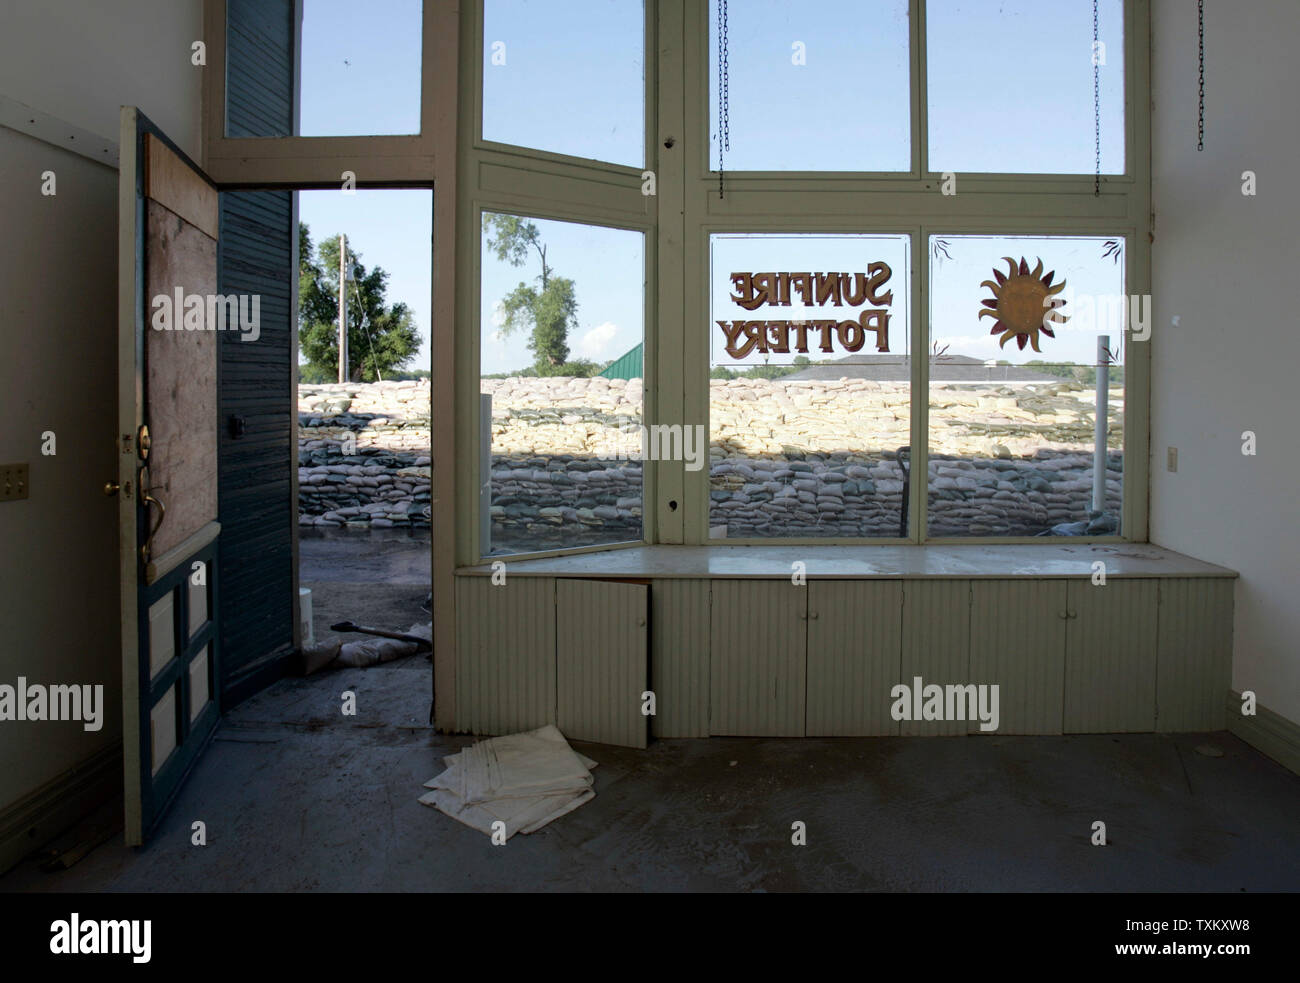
xmin=419 ymin=725 xmax=597 ymax=840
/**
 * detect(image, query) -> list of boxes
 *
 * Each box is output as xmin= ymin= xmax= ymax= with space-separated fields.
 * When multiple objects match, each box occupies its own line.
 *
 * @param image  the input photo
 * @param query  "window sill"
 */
xmin=455 ymin=543 xmax=1236 ymax=580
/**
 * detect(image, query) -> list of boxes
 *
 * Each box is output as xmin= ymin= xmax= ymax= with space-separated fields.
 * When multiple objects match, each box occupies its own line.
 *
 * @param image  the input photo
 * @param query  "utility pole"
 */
xmin=337 ymin=233 xmax=348 ymax=383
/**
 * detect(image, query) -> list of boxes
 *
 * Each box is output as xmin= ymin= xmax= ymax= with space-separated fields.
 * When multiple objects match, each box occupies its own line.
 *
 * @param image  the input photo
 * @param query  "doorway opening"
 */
xmin=293 ymin=188 xmax=434 ymax=717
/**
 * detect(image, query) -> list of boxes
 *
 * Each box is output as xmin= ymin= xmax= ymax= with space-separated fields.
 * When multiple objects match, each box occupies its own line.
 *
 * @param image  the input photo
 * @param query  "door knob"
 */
xmin=104 ymin=481 xmax=119 ymax=496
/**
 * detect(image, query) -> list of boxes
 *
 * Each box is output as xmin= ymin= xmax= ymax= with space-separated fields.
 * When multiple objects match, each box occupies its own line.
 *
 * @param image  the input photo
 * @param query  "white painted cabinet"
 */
xmin=454 ymin=573 xmax=1234 ymax=741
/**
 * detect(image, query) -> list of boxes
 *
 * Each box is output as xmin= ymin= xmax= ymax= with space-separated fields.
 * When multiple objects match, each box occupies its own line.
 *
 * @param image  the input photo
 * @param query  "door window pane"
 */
xmin=709 ymin=0 xmax=911 ymax=172
xmin=927 ymin=0 xmax=1125 ymax=174
xmin=481 ymin=213 xmax=645 ymax=555
xmin=927 ymin=234 xmax=1126 ymax=537
xmin=710 ymin=233 xmax=911 ymax=539
xmin=151 ymin=684 xmax=178 ymax=776
xmin=483 ymin=0 xmax=645 ymax=167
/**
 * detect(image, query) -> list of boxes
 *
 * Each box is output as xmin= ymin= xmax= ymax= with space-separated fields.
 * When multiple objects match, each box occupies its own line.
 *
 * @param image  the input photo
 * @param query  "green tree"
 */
xmin=298 ymin=223 xmax=422 ymax=382
xmin=483 ymin=214 xmax=578 ymax=373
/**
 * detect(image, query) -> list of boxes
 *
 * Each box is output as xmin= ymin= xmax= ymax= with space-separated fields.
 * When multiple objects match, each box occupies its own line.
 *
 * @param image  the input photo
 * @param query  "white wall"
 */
xmin=1150 ymin=0 xmax=1300 ymax=725
xmin=0 ymin=1 xmax=202 ymax=824
xmin=0 ymin=1 xmax=202 ymax=160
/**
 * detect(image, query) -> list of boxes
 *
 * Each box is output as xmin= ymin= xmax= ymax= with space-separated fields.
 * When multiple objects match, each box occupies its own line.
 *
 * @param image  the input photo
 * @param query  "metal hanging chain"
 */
xmin=1198 ymin=0 xmax=1205 ymax=151
xmin=718 ymin=0 xmax=729 ymax=199
xmin=1093 ymin=0 xmax=1101 ymax=196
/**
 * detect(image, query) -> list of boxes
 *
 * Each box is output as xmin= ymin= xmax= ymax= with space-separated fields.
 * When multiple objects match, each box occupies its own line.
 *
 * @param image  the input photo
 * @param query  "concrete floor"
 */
xmin=299 ymin=528 xmax=431 ymax=585
xmin=3 ymin=650 xmax=1297 ymax=891
xmin=6 ymin=536 xmax=1296 ymax=892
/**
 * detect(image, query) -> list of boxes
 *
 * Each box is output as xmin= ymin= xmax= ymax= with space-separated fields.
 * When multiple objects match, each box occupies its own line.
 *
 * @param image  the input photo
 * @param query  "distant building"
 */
xmin=781 ymin=352 xmax=1063 ymax=385
xmin=598 ymin=341 xmax=643 ymax=380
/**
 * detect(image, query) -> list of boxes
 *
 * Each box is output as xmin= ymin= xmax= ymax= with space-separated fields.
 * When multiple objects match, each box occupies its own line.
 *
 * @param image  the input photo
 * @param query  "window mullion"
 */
xmin=912 ymin=0 xmax=928 ymax=178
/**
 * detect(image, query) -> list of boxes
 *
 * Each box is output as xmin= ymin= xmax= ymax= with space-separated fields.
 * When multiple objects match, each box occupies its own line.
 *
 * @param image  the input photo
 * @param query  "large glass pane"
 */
xmin=481 ymin=213 xmax=645 ymax=555
xmin=928 ymin=0 xmax=1125 ymax=174
xmin=298 ymin=0 xmax=423 ymax=136
xmin=482 ymin=1 xmax=645 ymax=167
xmin=927 ymin=234 xmax=1127 ymax=537
xmin=709 ymin=0 xmax=911 ymax=172
xmin=709 ymin=233 xmax=911 ymax=539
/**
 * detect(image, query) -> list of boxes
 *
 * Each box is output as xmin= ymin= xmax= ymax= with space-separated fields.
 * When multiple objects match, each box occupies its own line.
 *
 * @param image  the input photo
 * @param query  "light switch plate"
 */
xmin=1166 ymin=447 xmax=1178 ymax=473
xmin=1 ymin=462 xmax=29 ymax=501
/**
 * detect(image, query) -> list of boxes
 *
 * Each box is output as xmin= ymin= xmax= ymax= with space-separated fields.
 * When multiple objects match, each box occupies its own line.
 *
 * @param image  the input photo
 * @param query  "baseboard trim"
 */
xmin=0 ymin=744 xmax=122 ymax=875
xmin=1227 ymin=691 xmax=1300 ymax=776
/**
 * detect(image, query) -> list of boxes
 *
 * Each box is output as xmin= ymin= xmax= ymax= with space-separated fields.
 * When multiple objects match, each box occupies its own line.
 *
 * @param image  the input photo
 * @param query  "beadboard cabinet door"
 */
xmin=806 ymin=581 xmax=903 ymax=736
xmin=710 ymin=581 xmax=806 ymax=736
xmin=557 ymin=579 xmax=649 ymax=748
xmin=1064 ymin=579 xmax=1159 ymax=733
xmin=455 ymin=577 xmax=556 ymax=735
xmin=969 ymin=581 xmax=1068 ymax=735
xmin=900 ymin=581 xmax=971 ymax=735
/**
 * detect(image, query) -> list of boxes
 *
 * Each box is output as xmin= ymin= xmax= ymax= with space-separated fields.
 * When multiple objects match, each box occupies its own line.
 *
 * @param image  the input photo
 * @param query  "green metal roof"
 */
xmin=597 ymin=341 xmax=643 ymax=380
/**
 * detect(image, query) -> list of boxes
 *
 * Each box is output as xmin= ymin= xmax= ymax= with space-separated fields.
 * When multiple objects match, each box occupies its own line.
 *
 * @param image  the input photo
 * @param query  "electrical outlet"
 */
xmin=1166 ymin=447 xmax=1178 ymax=473
xmin=1 ymin=463 xmax=29 ymax=501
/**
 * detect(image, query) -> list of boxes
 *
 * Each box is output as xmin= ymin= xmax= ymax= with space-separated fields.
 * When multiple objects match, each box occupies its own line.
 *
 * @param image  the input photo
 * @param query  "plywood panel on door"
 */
xmin=709 ymin=581 xmax=805 ymax=736
xmin=556 ymin=580 xmax=649 ymax=748
xmin=1064 ymin=579 xmax=1158 ymax=732
xmin=807 ymin=581 xmax=903 ymax=736
xmin=969 ymin=580 xmax=1067 ymax=735
xmin=143 ymin=196 xmax=218 ymax=560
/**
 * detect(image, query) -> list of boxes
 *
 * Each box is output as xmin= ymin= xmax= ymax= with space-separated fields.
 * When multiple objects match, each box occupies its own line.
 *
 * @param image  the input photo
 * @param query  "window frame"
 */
xmin=459 ymin=0 xmax=1150 ymax=562
xmin=203 ymin=0 xmax=452 ymax=184
xmin=458 ymin=0 xmax=660 ymax=564
xmin=203 ymin=0 xmax=462 ymax=725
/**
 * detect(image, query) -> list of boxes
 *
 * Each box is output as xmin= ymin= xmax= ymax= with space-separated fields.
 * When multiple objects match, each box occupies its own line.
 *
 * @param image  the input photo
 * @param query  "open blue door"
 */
xmin=116 ymin=107 xmax=222 ymax=845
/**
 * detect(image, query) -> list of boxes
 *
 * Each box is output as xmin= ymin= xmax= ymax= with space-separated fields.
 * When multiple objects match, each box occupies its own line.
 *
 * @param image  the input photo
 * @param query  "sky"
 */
xmin=296 ymin=0 xmax=1127 ymax=374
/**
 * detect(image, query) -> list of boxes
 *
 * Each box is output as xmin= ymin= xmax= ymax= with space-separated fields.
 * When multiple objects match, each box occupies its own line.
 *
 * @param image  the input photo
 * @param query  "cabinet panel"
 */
xmin=807 ymin=581 xmax=903 ymax=736
xmin=557 ymin=580 xmax=649 ymax=748
xmin=650 ymin=579 xmax=710 ymax=738
xmin=455 ymin=577 xmax=556 ymax=735
xmin=900 ymin=581 xmax=970 ymax=735
xmin=969 ymin=581 xmax=1067 ymax=735
xmin=1065 ymin=579 xmax=1158 ymax=732
xmin=709 ymin=581 xmax=806 ymax=736
xmin=1157 ymin=579 xmax=1233 ymax=732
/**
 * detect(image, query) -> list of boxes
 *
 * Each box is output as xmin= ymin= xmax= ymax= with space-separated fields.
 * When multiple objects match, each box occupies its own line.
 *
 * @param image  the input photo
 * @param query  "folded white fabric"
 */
xmin=419 ymin=725 xmax=598 ymax=839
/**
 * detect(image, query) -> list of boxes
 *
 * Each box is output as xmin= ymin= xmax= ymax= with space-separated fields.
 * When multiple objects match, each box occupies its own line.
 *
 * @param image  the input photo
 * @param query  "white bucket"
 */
xmin=298 ymin=587 xmax=314 ymax=646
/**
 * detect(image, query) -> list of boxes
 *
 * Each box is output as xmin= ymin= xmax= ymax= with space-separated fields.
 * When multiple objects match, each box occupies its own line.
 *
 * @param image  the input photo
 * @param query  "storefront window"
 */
xmin=480 ymin=213 xmax=646 ymax=555
xmin=709 ymin=233 xmax=912 ymax=539
xmin=927 ymin=234 xmax=1127 ymax=537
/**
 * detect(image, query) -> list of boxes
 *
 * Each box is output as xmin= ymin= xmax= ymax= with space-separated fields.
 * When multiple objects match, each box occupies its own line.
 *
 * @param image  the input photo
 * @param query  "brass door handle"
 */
xmin=104 ymin=480 xmax=132 ymax=499
xmin=138 ymin=466 xmax=166 ymax=581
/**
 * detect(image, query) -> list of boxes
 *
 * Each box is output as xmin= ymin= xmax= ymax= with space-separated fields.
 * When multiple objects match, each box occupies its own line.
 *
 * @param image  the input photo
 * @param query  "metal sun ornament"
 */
xmin=978 ymin=257 xmax=1068 ymax=353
